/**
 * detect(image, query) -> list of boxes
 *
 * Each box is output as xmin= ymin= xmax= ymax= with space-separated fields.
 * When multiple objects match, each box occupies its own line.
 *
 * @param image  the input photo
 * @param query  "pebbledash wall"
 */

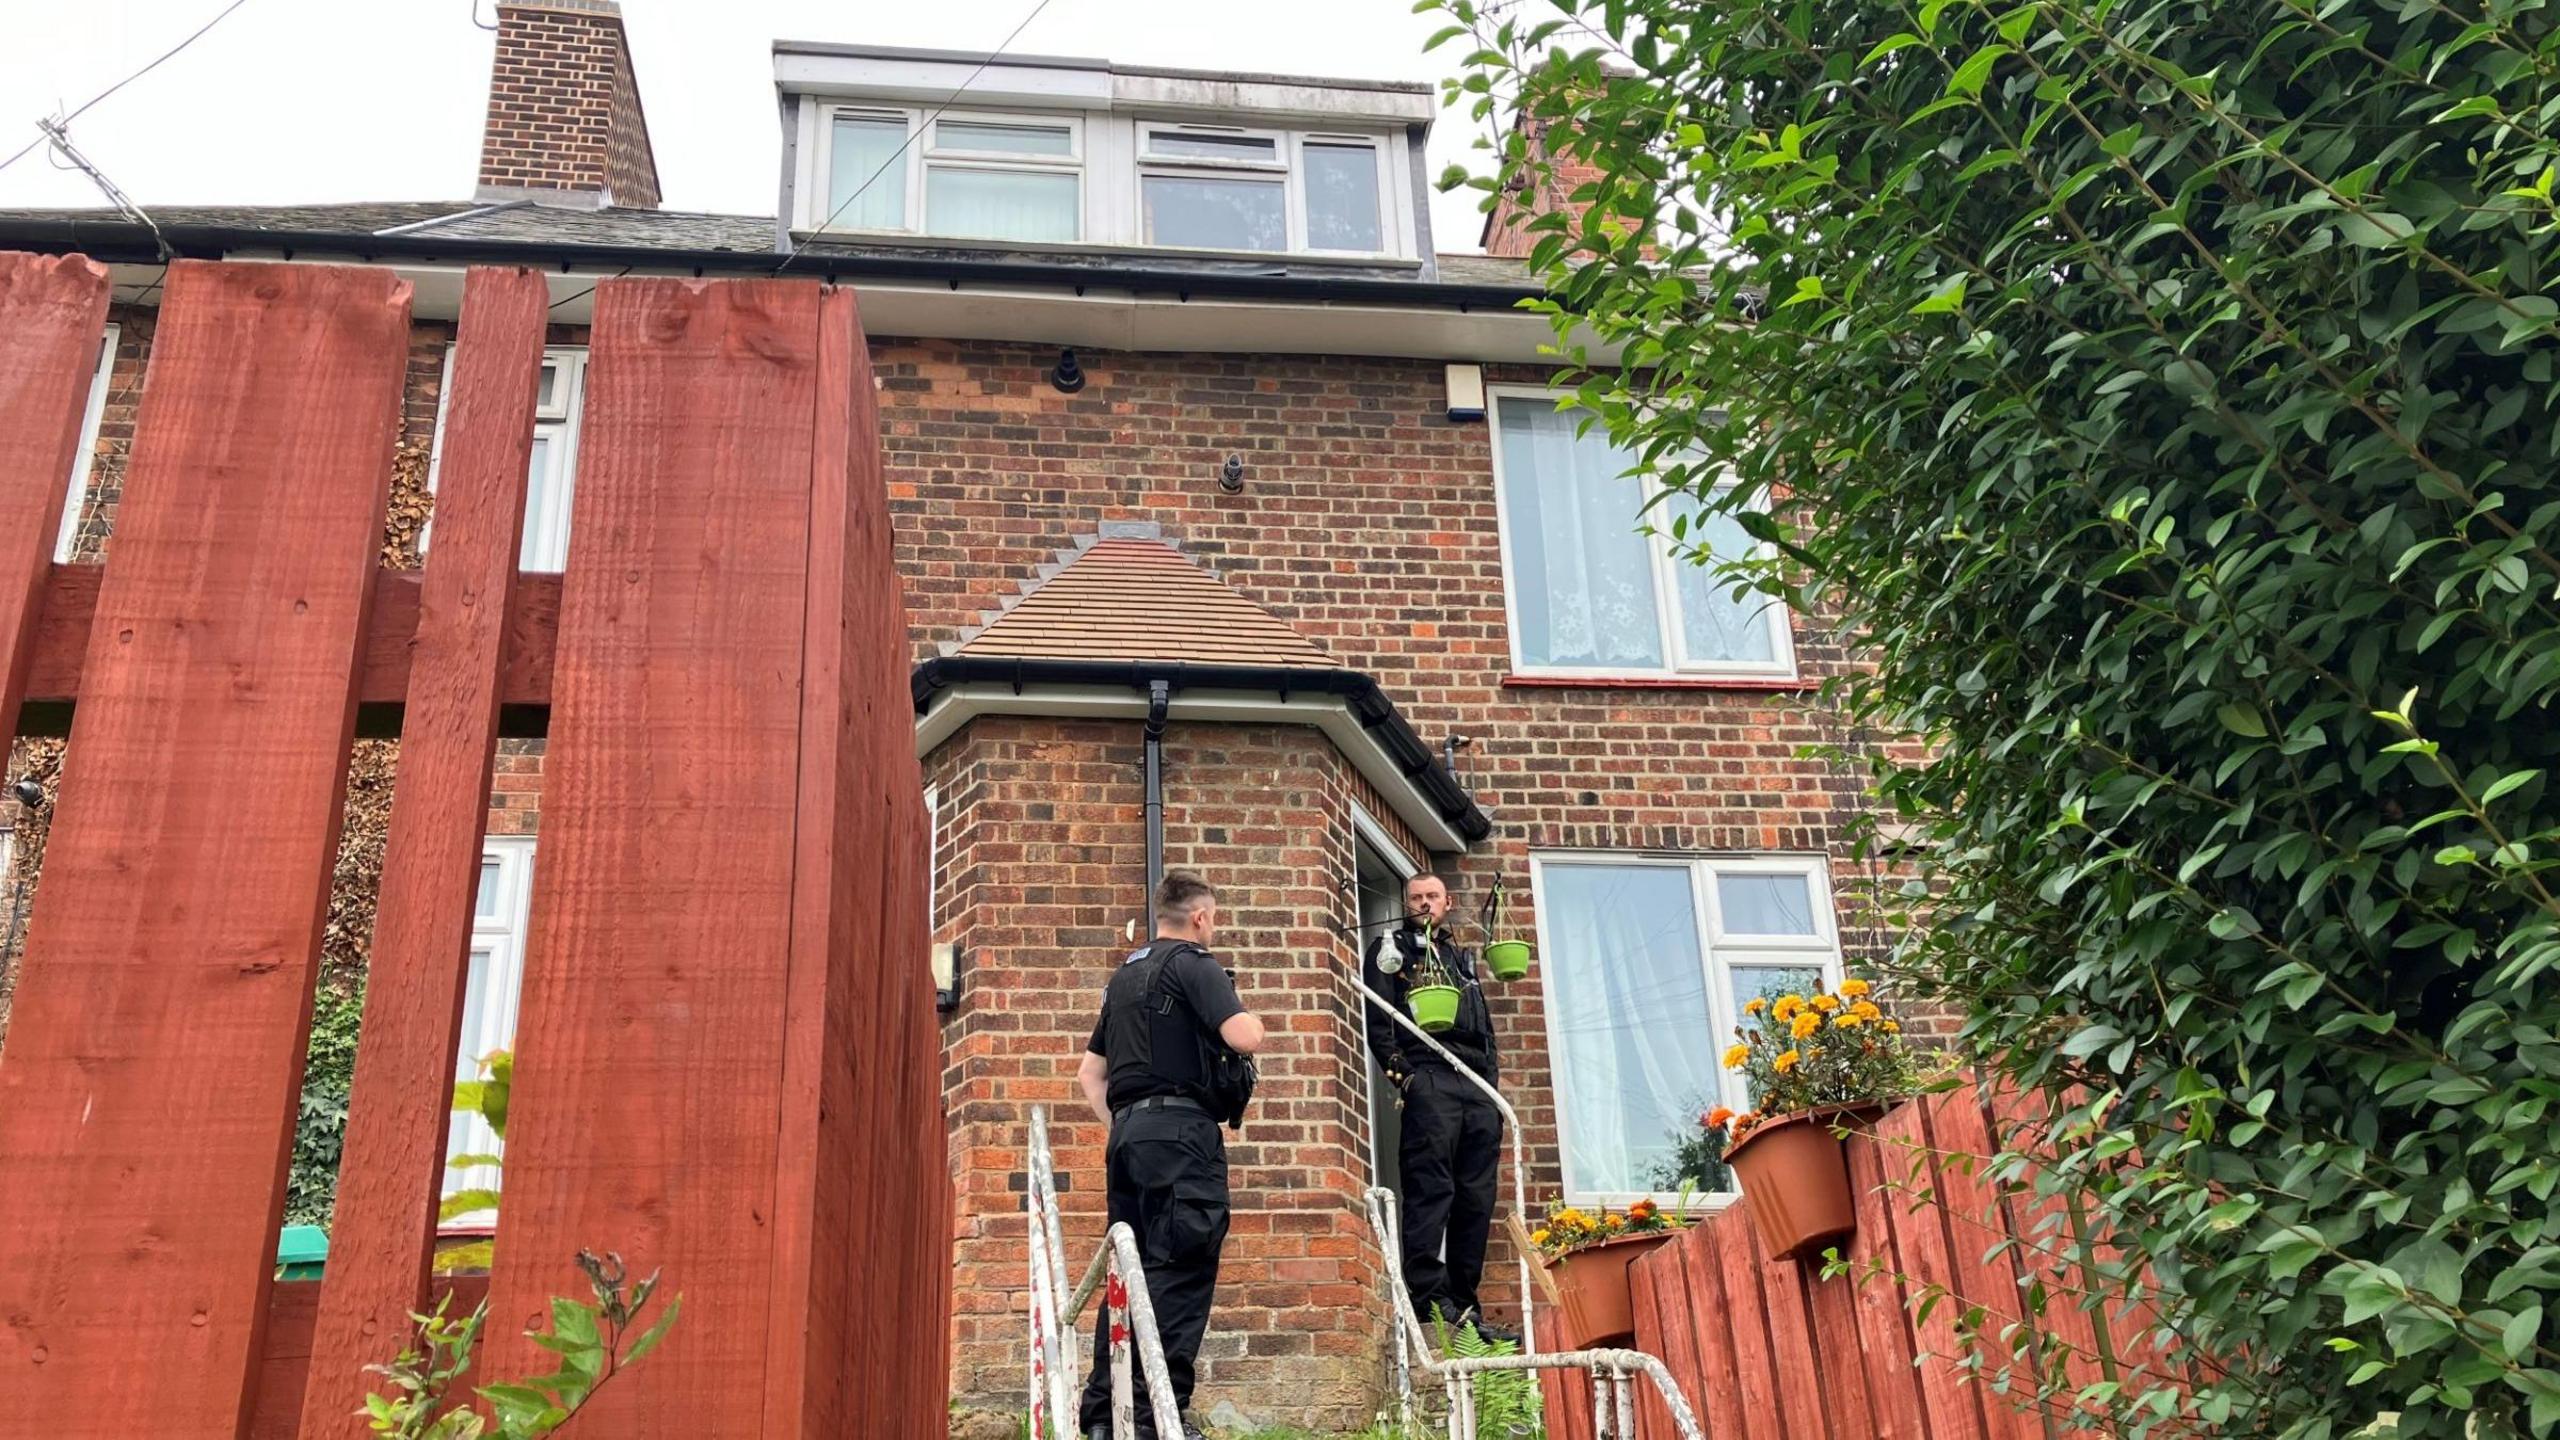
xmin=1 ymin=309 xmax=1906 ymax=1428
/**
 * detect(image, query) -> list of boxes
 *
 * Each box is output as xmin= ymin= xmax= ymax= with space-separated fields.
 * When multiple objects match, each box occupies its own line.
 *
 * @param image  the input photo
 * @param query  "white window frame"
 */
xmin=812 ymin=104 xmax=1086 ymax=242
xmin=1134 ymin=123 xmax=1392 ymax=257
xmin=1487 ymin=385 xmax=1798 ymax=681
xmin=444 ymin=835 xmax=537 ymax=1222
xmin=423 ymin=344 xmax=585 ymax=574
xmin=55 ymin=322 xmax=118 ymax=563
xmin=1529 ymin=851 xmax=1842 ymax=1209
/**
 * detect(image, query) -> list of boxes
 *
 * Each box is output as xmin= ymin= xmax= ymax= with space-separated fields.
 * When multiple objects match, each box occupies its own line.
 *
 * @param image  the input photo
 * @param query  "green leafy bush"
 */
xmin=287 ymin=980 xmax=367 ymax=1227
xmin=1428 ymin=0 xmax=2560 ymax=1434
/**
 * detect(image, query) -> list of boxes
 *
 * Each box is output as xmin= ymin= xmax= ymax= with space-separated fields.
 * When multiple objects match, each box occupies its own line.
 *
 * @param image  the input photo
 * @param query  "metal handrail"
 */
xmin=1027 ymin=1106 xmax=1183 ymax=1440
xmin=1366 ymin=1186 xmax=1707 ymax=1440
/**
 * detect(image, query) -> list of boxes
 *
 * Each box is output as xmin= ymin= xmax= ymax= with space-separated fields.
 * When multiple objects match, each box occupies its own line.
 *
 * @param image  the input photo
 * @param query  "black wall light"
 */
xmin=932 ymin=941 xmax=967 ymax=1014
xmin=9 ymin=778 xmax=43 ymax=809
xmin=1218 ymin=454 xmax=1246 ymax=492
xmin=1049 ymin=348 xmax=1086 ymax=394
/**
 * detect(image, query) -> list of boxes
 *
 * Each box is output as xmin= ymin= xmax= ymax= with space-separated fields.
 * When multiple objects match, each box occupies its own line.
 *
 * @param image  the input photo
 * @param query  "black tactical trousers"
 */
xmin=1079 ymin=1103 xmax=1230 ymax=1435
xmin=1398 ymin=1065 xmax=1504 ymax=1324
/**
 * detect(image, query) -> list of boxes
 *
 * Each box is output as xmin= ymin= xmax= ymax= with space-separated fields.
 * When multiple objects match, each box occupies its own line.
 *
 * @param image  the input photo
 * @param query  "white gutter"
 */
xmin=914 ymin=681 xmax=1471 ymax=852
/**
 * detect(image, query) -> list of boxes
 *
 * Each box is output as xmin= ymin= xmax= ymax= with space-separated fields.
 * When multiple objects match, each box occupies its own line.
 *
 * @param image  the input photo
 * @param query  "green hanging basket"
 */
xmin=1483 ymin=939 xmax=1533 ymax=981
xmin=1410 ymin=983 xmax=1463 ymax=1032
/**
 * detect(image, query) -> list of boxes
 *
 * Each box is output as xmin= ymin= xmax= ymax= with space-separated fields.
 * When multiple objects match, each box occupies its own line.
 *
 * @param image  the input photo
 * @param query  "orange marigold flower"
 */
xmin=1882 ymin=1020 xmax=1903 ymax=1034
xmin=1809 ymin=993 xmax=1842 ymax=1013
xmin=1774 ymin=1049 xmax=1802 ymax=1073
xmin=1832 ymin=1012 xmax=1866 ymax=1028
xmin=1850 ymin=1000 xmax=1882 ymax=1020
xmin=1744 ymin=996 xmax=1768 ymax=1016
xmin=1839 ymin=978 xmax=1871 ymax=998
xmin=1722 ymin=1043 xmax=1751 ymax=1069
xmin=1791 ymin=1012 xmax=1822 ymax=1040
xmin=1705 ymin=1106 xmax=1735 ymax=1129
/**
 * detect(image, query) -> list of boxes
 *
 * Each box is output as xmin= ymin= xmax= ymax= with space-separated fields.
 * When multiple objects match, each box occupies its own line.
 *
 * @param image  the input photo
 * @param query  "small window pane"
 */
xmin=1305 ymin=143 xmax=1382 ymax=252
xmin=1143 ymin=174 xmax=1286 ymax=252
xmin=1495 ymin=395 xmax=1664 ymax=670
xmin=1661 ymin=489 xmax=1783 ymax=665
xmin=925 ymin=167 xmax=1080 ymax=243
xmin=1147 ymin=131 xmax=1277 ymax=162
xmin=1542 ymin=864 xmax=1721 ymax=1195
xmin=827 ymin=116 xmax=909 ymax=230
xmin=1719 ymin=872 xmax=1817 ymax=935
xmin=935 ymin=120 xmax=1073 ymax=156
xmin=535 ymin=360 xmax=561 ymax=412
xmin=475 ymin=859 xmax=504 ymax=918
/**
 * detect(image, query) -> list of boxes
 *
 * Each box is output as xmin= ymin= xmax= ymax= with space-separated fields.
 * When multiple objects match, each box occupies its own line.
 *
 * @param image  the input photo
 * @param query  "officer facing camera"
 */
xmin=1076 ymin=872 xmax=1265 ymax=1440
xmin=1363 ymin=872 xmax=1513 ymax=1343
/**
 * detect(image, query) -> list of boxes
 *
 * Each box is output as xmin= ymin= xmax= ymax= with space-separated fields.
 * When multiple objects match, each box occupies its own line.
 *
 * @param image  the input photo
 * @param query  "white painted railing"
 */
xmin=1365 ymin=1186 xmax=1708 ymax=1440
xmin=1027 ymin=1106 xmax=1183 ymax=1440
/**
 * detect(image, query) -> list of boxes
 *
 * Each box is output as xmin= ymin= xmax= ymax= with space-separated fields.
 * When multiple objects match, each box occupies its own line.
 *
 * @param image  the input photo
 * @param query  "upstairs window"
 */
xmin=821 ymin=108 xmax=1084 ymax=243
xmin=1138 ymin=125 xmax=1385 ymax=255
xmin=1490 ymin=389 xmax=1795 ymax=680
xmin=56 ymin=323 xmax=118 ymax=563
xmin=423 ymin=345 xmax=585 ymax=574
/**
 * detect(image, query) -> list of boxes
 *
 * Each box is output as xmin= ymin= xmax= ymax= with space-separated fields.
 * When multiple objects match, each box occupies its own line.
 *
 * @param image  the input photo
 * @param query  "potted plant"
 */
xmin=1405 ymin=920 xmax=1466 ymax=1032
xmin=1529 ymin=1197 xmax=1682 ymax=1348
xmin=1707 ymin=978 xmax=1925 ymax=1259
xmin=1477 ymin=875 xmax=1533 ymax=982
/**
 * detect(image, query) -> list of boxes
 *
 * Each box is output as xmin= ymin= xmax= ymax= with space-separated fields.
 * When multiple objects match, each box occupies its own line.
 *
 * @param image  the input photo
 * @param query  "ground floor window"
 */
xmin=444 ymin=836 xmax=535 ymax=1218
xmin=1531 ymin=853 xmax=1841 ymax=1205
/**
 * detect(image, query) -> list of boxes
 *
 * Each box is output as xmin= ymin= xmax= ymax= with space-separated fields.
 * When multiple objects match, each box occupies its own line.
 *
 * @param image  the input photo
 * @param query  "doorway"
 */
xmin=1354 ymin=828 xmax=1412 ymax=1194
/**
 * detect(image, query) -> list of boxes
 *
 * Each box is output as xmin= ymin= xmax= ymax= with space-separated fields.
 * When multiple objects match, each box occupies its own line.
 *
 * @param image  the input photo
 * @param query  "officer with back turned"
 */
xmin=1363 ymin=872 xmax=1515 ymax=1342
xmin=1076 ymin=872 xmax=1265 ymax=1440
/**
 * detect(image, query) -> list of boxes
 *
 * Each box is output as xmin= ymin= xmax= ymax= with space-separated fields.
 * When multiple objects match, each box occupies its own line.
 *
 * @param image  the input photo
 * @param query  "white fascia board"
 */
xmin=1108 ymin=72 xmax=1436 ymax=127
xmin=914 ymin=681 xmax=1472 ymax=852
xmin=124 ymin=259 xmax=1601 ymax=365
xmin=773 ymin=51 xmax=1112 ymax=110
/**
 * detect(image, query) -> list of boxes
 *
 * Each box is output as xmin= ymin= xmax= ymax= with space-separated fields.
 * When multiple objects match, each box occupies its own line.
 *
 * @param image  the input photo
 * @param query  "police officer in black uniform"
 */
xmin=1076 ymin=872 xmax=1265 ymax=1440
xmin=1363 ymin=872 xmax=1514 ymax=1341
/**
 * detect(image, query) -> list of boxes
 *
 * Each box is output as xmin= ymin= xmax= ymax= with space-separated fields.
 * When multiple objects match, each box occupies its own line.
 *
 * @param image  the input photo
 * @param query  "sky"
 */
xmin=0 ymin=0 xmax=1501 ymax=252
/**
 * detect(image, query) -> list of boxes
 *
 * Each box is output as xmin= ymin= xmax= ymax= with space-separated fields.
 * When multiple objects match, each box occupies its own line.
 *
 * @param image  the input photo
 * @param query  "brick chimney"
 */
xmin=1477 ymin=114 xmax=1608 ymax=258
xmin=476 ymin=0 xmax=661 ymax=209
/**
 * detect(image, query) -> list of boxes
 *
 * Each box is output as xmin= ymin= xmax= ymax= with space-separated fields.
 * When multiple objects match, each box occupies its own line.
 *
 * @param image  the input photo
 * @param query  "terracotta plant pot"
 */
xmin=1548 ymin=1231 xmax=1677 ymax=1349
xmin=1482 ymin=938 xmax=1532 ymax=981
xmin=1726 ymin=1103 xmax=1886 ymax=1260
xmin=1408 ymin=983 xmax=1462 ymax=1032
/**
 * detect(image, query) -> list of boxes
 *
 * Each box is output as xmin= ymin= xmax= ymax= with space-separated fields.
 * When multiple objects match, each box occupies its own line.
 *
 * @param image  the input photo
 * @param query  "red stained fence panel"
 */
xmin=0 ymin=256 xmax=944 ymax=1440
xmin=1618 ymin=1082 xmax=2170 ymax=1440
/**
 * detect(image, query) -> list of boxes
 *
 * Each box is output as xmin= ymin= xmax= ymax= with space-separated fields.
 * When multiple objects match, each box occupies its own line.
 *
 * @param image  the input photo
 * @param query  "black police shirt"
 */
xmin=1086 ymin=943 xmax=1247 ymax=1111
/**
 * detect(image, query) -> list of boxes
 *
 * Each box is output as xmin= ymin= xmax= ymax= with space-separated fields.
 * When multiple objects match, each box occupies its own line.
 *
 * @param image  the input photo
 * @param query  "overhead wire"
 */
xmin=0 ymin=0 xmax=255 ymax=178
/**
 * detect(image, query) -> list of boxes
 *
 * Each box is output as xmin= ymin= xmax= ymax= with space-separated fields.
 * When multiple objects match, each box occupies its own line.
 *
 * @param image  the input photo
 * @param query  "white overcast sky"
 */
xmin=0 ymin=0 xmax=1500 ymax=252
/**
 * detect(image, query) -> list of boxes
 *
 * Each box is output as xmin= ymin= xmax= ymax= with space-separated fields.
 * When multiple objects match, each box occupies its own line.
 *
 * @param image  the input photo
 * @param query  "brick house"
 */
xmin=0 ymin=2 xmax=1885 ymax=1429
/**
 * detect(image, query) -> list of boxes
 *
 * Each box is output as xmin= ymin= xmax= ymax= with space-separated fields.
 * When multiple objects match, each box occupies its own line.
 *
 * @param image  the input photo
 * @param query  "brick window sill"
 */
xmin=1501 ymin=673 xmax=1817 ymax=694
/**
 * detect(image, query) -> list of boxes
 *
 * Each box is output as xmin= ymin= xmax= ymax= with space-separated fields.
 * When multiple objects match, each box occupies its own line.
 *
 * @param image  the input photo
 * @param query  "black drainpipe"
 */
xmin=1143 ymin=679 xmax=1171 ymax=918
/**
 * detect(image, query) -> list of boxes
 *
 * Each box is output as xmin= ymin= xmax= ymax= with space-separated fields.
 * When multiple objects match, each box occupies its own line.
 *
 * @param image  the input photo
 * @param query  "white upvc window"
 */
xmin=1489 ymin=388 xmax=1797 ymax=680
xmin=1531 ymin=853 xmax=1841 ymax=1206
xmin=55 ymin=322 xmax=118 ymax=563
xmin=443 ymin=836 xmax=536 ymax=1218
xmin=424 ymin=345 xmax=586 ymax=574
xmin=818 ymin=105 xmax=1084 ymax=243
xmin=1135 ymin=124 xmax=1388 ymax=256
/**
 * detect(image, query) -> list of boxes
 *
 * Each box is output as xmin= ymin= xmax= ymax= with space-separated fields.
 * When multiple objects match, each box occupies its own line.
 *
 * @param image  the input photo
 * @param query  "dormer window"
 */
xmin=786 ymin=53 xmax=1424 ymax=264
xmin=1131 ymin=125 xmax=1386 ymax=255
xmin=823 ymin=108 xmax=1084 ymax=242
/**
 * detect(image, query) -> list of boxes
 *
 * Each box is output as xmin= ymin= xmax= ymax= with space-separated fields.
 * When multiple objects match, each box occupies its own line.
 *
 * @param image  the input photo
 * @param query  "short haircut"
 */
xmin=1405 ymin=872 xmax=1448 ymax=894
xmin=1157 ymin=871 xmax=1217 ymax=923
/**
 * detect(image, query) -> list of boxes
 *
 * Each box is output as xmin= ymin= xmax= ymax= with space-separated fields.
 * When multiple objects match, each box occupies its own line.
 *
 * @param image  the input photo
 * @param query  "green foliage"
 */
xmin=435 ymin=1048 xmax=512 ymax=1275
xmin=1648 ymin=1102 xmax=1733 ymax=1194
xmin=287 ymin=980 xmax=367 ymax=1227
xmin=1426 ymin=0 xmax=2560 ymax=1434
xmin=1433 ymin=1316 xmax=1544 ymax=1438
xmin=363 ymin=1249 xmax=679 ymax=1440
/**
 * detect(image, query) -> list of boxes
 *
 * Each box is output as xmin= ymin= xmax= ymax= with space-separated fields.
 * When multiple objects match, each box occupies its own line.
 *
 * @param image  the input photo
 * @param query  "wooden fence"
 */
xmin=0 ymin=253 xmax=948 ymax=1439
xmin=1539 ymin=1085 xmax=2182 ymax=1440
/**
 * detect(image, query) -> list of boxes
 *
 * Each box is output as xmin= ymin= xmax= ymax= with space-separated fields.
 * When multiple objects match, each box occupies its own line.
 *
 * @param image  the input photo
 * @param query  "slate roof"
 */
xmin=955 ymin=536 xmax=1334 ymax=670
xmin=0 ymin=200 xmax=1541 ymax=292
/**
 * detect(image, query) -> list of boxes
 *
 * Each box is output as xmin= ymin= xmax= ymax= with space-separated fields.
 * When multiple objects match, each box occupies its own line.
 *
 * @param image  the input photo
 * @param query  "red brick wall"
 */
xmin=476 ymin=0 xmax=660 ymax=207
